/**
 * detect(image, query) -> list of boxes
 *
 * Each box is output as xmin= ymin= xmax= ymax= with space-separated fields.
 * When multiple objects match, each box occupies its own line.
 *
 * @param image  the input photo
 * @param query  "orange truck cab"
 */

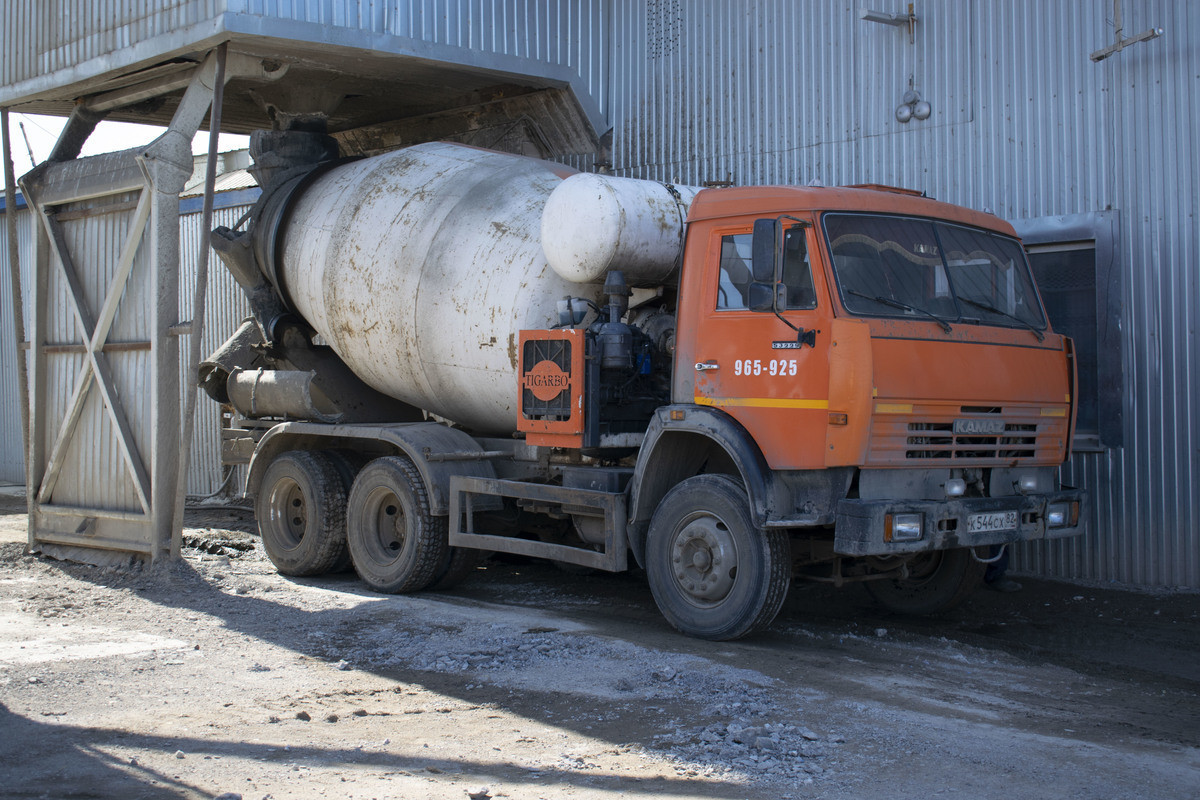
xmin=609 ymin=185 xmax=1085 ymax=632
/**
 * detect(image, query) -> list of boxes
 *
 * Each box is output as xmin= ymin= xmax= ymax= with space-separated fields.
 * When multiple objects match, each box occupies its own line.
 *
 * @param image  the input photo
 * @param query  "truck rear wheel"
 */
xmin=323 ymin=450 xmax=369 ymax=573
xmin=864 ymin=547 xmax=985 ymax=615
xmin=646 ymin=474 xmax=791 ymax=640
xmin=347 ymin=456 xmax=449 ymax=593
xmin=256 ymin=450 xmax=348 ymax=576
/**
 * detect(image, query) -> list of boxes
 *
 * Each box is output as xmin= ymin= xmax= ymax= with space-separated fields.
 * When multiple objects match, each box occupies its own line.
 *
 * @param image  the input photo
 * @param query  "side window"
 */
xmin=717 ymin=233 xmax=753 ymax=310
xmin=717 ymin=227 xmax=818 ymax=311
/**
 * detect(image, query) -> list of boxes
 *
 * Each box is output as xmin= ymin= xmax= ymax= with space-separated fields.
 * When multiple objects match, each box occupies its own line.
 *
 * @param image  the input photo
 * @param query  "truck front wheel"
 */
xmin=347 ymin=456 xmax=449 ymax=593
xmin=256 ymin=450 xmax=349 ymax=576
xmin=646 ymin=475 xmax=791 ymax=640
xmin=864 ymin=547 xmax=985 ymax=615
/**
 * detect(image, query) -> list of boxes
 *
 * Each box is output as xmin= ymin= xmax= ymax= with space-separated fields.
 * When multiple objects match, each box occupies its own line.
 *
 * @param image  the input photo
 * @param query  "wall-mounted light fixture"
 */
xmin=895 ymin=89 xmax=931 ymax=123
xmin=860 ymin=4 xmax=917 ymax=44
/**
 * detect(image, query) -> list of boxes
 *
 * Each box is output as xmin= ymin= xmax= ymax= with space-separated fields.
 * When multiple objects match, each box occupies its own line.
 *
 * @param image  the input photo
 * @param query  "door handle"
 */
xmin=694 ymin=361 xmax=719 ymax=371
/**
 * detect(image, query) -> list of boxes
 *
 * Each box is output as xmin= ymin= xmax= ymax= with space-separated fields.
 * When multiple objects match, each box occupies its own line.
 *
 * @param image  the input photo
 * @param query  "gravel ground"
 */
xmin=1 ymin=489 xmax=1197 ymax=799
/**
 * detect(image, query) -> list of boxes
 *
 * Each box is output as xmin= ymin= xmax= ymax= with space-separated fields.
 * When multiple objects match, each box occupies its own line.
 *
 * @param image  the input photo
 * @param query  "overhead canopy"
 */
xmin=0 ymin=3 xmax=606 ymax=157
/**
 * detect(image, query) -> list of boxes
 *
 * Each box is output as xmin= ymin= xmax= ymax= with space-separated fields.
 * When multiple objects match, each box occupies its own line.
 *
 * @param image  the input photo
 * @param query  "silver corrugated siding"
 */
xmin=4 ymin=1 xmax=1195 ymax=587
xmin=0 ymin=1 xmax=223 ymax=92
xmin=0 ymin=193 xmax=255 ymax=496
xmin=0 ymin=204 xmax=33 ymax=484
xmin=178 ymin=201 xmax=255 ymax=496
xmin=611 ymin=0 xmax=1198 ymax=588
xmin=35 ymin=190 xmax=152 ymax=512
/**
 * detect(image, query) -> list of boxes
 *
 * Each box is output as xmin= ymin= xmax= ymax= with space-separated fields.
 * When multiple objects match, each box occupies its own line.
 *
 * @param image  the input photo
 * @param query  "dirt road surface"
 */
xmin=1 ymin=488 xmax=1197 ymax=800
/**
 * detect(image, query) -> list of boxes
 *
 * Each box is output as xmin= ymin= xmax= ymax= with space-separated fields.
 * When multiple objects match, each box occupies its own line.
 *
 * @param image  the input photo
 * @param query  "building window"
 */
xmin=1014 ymin=212 xmax=1122 ymax=450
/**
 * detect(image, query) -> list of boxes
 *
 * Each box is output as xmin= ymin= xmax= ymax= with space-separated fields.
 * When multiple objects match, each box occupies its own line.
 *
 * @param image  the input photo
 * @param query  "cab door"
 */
xmin=679 ymin=220 xmax=833 ymax=470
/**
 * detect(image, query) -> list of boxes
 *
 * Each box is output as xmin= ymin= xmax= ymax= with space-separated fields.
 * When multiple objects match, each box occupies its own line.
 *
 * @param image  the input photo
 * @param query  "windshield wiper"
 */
xmin=847 ymin=289 xmax=953 ymax=333
xmin=957 ymin=297 xmax=1045 ymax=342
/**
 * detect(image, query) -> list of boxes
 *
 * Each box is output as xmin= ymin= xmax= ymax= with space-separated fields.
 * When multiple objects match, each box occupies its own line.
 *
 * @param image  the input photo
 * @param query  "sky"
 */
xmin=4 ymin=113 xmax=250 ymax=176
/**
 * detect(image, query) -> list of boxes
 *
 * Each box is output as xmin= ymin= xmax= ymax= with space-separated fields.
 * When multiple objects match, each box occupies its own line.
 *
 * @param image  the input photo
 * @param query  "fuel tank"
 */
xmin=264 ymin=142 xmax=693 ymax=434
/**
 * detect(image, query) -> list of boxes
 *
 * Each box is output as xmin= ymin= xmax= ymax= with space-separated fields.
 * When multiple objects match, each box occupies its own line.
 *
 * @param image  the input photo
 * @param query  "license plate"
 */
xmin=967 ymin=510 xmax=1019 ymax=534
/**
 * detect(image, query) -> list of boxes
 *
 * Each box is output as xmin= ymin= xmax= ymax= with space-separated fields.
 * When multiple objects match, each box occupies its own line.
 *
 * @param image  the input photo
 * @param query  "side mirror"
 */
xmin=751 ymin=218 xmax=779 ymax=283
xmin=748 ymin=282 xmax=785 ymax=312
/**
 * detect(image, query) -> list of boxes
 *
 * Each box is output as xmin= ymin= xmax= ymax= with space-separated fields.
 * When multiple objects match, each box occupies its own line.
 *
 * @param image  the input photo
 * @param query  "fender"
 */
xmin=246 ymin=421 xmax=499 ymax=515
xmin=627 ymin=404 xmax=786 ymax=565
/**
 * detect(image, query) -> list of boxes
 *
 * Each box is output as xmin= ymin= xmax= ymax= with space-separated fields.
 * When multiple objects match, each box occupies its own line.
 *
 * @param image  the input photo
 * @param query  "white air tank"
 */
xmin=541 ymin=172 xmax=700 ymax=286
xmin=274 ymin=142 xmax=694 ymax=434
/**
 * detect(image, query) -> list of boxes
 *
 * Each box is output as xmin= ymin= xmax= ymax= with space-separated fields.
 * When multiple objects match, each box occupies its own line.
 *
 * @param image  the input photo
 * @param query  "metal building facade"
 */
xmin=607 ymin=0 xmax=1198 ymax=588
xmin=177 ymin=194 xmax=256 ymax=496
xmin=0 ymin=202 xmax=32 ymax=485
xmin=2 ymin=1 xmax=1195 ymax=587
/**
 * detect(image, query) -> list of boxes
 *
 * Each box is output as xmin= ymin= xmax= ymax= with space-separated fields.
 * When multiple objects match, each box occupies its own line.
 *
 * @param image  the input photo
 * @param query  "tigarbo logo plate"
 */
xmin=523 ymin=360 xmax=570 ymax=402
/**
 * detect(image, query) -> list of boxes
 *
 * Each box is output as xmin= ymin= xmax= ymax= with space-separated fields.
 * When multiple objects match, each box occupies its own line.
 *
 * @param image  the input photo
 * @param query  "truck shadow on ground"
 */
xmin=7 ymin=546 xmax=813 ymax=799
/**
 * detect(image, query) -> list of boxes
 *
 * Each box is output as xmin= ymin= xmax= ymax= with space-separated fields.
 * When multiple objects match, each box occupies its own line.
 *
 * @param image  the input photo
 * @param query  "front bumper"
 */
xmin=833 ymin=488 xmax=1085 ymax=556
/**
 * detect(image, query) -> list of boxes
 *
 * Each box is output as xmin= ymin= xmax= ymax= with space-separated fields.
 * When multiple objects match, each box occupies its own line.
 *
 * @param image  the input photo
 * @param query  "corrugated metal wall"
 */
xmin=4 ymin=1 xmax=1195 ymax=587
xmin=178 ymin=199 xmax=255 ymax=496
xmin=0 ymin=204 xmax=33 ymax=485
xmin=610 ymin=0 xmax=1199 ymax=588
xmin=0 ymin=1 xmax=222 ymax=89
xmin=37 ymin=189 xmax=155 ymax=514
xmin=0 ymin=192 xmax=255 ymax=495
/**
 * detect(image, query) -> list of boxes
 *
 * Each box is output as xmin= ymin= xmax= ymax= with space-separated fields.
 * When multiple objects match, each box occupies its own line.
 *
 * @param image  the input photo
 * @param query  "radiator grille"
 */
xmin=904 ymin=421 xmax=1039 ymax=460
xmin=521 ymin=337 xmax=573 ymax=420
xmin=868 ymin=404 xmax=1067 ymax=466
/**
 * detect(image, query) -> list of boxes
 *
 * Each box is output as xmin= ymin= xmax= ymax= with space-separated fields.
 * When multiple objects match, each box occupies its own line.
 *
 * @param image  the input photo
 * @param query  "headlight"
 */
xmin=886 ymin=512 xmax=924 ymax=542
xmin=1047 ymin=503 xmax=1069 ymax=528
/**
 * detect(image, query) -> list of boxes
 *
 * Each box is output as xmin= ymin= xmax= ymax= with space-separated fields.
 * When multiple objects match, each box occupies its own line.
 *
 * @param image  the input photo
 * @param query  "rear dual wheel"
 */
xmin=346 ymin=456 xmax=450 ymax=593
xmin=324 ymin=451 xmax=369 ymax=572
xmin=256 ymin=450 xmax=349 ymax=576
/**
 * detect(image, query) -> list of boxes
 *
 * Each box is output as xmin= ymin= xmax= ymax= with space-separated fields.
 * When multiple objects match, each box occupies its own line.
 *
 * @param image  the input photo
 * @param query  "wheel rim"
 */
xmin=669 ymin=511 xmax=739 ymax=607
xmin=360 ymin=485 xmax=408 ymax=565
xmin=265 ymin=477 xmax=307 ymax=551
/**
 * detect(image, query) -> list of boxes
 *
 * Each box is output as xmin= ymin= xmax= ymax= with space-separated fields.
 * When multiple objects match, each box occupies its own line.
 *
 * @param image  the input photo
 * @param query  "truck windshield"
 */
xmin=823 ymin=213 xmax=1047 ymax=332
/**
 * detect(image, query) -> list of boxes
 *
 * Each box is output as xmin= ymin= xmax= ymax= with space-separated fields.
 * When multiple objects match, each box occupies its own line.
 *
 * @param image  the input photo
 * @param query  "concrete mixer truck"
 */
xmin=202 ymin=130 xmax=1084 ymax=640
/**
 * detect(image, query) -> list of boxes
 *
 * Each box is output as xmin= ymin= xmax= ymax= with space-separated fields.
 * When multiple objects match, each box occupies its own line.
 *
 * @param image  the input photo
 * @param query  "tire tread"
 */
xmin=647 ymin=474 xmax=791 ymax=640
xmin=256 ymin=450 xmax=348 ymax=577
xmin=347 ymin=455 xmax=448 ymax=593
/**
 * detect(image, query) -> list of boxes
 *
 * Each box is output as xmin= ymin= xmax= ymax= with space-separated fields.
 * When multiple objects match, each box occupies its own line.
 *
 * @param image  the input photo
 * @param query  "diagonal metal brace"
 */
xmin=34 ymin=196 xmax=154 ymax=512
